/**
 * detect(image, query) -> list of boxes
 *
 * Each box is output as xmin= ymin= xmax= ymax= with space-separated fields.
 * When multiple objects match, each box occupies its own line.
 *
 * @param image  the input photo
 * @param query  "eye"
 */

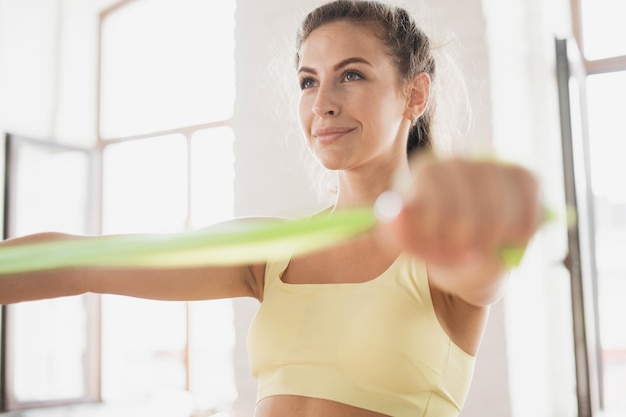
xmin=342 ymin=70 xmax=363 ymax=82
xmin=299 ymin=77 xmax=317 ymax=90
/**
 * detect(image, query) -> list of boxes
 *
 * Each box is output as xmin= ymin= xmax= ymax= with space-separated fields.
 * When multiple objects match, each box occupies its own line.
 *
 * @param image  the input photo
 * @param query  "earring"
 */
xmin=411 ymin=115 xmax=418 ymax=127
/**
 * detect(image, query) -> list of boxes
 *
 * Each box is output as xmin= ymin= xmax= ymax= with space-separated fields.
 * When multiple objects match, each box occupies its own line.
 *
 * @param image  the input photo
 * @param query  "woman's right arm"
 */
xmin=0 ymin=232 xmax=265 ymax=305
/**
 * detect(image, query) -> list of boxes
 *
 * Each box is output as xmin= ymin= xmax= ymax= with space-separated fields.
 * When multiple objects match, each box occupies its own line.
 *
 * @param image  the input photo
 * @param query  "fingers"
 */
xmin=385 ymin=157 xmax=541 ymax=266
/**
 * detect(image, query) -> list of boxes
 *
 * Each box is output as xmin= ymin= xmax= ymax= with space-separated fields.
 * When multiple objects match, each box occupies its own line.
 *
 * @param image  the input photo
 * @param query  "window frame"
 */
xmin=0 ymin=133 xmax=101 ymax=411
xmin=570 ymin=0 xmax=626 ymax=75
xmin=96 ymin=0 xmax=236 ymax=231
xmin=95 ymin=0 xmax=236 ymax=405
xmin=0 ymin=0 xmax=237 ymax=410
xmin=565 ymin=1 xmax=626 ymax=415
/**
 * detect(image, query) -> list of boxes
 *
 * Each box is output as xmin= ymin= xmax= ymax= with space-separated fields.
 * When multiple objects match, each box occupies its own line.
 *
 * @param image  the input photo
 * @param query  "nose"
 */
xmin=312 ymin=84 xmax=340 ymax=117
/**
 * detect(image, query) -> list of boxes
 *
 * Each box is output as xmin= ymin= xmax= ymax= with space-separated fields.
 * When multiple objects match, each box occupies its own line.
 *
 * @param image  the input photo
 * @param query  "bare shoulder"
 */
xmin=199 ymin=215 xmax=289 ymax=301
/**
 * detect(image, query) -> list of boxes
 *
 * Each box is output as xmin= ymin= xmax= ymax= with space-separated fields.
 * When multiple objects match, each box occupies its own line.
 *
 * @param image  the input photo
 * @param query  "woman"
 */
xmin=0 ymin=1 xmax=540 ymax=416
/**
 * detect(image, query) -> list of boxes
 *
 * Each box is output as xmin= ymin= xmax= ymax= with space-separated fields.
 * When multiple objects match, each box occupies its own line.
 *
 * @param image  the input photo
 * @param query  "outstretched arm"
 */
xmin=0 ymin=231 xmax=264 ymax=305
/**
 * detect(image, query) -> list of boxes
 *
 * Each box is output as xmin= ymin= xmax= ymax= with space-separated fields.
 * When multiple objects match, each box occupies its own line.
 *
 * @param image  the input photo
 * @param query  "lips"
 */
xmin=313 ymin=127 xmax=355 ymax=143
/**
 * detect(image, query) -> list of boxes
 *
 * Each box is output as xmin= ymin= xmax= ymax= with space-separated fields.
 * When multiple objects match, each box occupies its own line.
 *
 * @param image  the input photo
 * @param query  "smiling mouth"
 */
xmin=313 ymin=128 xmax=355 ymax=143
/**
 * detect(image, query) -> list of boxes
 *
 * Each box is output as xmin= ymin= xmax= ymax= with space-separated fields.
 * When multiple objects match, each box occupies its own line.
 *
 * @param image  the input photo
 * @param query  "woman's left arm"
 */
xmin=383 ymin=158 xmax=542 ymax=306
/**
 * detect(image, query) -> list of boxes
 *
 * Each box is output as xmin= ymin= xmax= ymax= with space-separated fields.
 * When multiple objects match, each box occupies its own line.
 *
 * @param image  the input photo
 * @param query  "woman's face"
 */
xmin=297 ymin=20 xmax=411 ymax=173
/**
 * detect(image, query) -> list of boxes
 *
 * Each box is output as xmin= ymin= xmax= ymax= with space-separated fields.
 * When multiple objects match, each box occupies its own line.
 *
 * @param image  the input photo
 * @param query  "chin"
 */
xmin=315 ymin=157 xmax=346 ymax=172
xmin=312 ymin=150 xmax=352 ymax=171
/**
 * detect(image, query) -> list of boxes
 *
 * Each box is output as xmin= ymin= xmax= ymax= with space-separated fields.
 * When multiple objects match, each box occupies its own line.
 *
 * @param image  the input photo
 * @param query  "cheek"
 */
xmin=373 ymin=95 xmax=407 ymax=133
xmin=362 ymin=107 xmax=394 ymax=137
xmin=360 ymin=90 xmax=401 ymax=122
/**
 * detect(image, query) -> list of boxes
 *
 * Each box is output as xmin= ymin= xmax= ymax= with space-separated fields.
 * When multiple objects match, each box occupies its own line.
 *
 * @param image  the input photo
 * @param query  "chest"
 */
xmin=281 ymin=235 xmax=399 ymax=285
xmin=249 ymin=262 xmax=451 ymax=393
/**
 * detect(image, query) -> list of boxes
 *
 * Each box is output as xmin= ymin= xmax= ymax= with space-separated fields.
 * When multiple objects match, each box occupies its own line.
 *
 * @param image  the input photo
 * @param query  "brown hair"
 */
xmin=295 ymin=0 xmax=436 ymax=156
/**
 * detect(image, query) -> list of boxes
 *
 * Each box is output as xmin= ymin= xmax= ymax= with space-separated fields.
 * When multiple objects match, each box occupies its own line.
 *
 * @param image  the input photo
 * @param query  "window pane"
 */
xmin=101 ymin=134 xmax=189 ymax=403
xmin=188 ymin=128 xmax=237 ymax=412
xmin=100 ymin=297 xmax=187 ymax=403
xmin=587 ymin=72 xmax=626 ymax=202
xmin=581 ymin=0 xmax=626 ymax=59
xmin=8 ymin=140 xmax=91 ymax=403
xmin=100 ymin=0 xmax=236 ymax=138
xmin=12 ymin=298 xmax=88 ymax=402
xmin=12 ymin=142 xmax=89 ymax=235
xmin=190 ymin=127 xmax=235 ymax=229
xmin=586 ymin=71 xmax=626 ymax=411
xmin=188 ymin=299 xmax=237 ymax=411
xmin=102 ymin=135 xmax=187 ymax=234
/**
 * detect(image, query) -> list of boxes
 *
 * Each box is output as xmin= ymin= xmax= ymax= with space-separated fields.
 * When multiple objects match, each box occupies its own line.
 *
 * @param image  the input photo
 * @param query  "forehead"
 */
xmin=299 ymin=20 xmax=388 ymax=65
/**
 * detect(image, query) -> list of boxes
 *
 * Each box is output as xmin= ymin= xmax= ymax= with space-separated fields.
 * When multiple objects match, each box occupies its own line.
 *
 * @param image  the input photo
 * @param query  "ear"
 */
xmin=403 ymin=72 xmax=431 ymax=123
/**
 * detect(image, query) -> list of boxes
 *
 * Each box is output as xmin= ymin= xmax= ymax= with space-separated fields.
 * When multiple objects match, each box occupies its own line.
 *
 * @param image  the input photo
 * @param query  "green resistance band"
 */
xmin=0 ymin=201 xmax=572 ymax=275
xmin=0 ymin=208 xmax=376 ymax=274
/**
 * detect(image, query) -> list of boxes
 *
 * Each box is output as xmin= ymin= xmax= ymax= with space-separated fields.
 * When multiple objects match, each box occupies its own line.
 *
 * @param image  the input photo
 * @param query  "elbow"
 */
xmin=428 ymin=261 xmax=511 ymax=307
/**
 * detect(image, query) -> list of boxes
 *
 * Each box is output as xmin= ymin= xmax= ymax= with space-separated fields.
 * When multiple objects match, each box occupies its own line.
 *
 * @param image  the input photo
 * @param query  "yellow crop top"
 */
xmin=247 ymin=253 xmax=475 ymax=417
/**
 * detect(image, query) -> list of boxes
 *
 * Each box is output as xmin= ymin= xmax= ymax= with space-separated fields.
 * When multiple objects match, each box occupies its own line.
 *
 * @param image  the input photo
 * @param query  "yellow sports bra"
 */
xmin=247 ymin=253 xmax=475 ymax=417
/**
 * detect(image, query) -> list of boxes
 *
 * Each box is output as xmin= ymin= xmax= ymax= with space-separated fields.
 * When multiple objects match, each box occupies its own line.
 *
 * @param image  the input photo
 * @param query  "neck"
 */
xmin=333 ymin=157 xmax=410 ymax=210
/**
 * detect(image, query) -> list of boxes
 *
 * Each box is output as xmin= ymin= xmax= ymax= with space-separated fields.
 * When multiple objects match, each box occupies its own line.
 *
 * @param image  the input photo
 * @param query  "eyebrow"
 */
xmin=298 ymin=57 xmax=373 ymax=74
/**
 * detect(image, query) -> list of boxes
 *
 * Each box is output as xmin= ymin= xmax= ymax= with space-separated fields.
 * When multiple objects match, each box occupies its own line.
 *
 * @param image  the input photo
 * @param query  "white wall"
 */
xmin=230 ymin=3 xmax=320 ymax=413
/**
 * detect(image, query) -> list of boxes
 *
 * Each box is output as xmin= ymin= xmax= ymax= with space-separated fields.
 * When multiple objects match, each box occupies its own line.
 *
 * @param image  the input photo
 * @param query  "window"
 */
xmin=1 ymin=0 xmax=237 ymax=413
xmin=1 ymin=135 xmax=99 ymax=410
xmin=98 ymin=0 xmax=237 ymax=411
xmin=562 ymin=1 xmax=626 ymax=415
xmin=577 ymin=0 xmax=626 ymax=60
xmin=585 ymin=71 xmax=626 ymax=414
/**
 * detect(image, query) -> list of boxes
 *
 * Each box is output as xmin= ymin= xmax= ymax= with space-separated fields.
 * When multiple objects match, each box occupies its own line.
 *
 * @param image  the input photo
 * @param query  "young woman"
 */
xmin=0 ymin=1 xmax=541 ymax=416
